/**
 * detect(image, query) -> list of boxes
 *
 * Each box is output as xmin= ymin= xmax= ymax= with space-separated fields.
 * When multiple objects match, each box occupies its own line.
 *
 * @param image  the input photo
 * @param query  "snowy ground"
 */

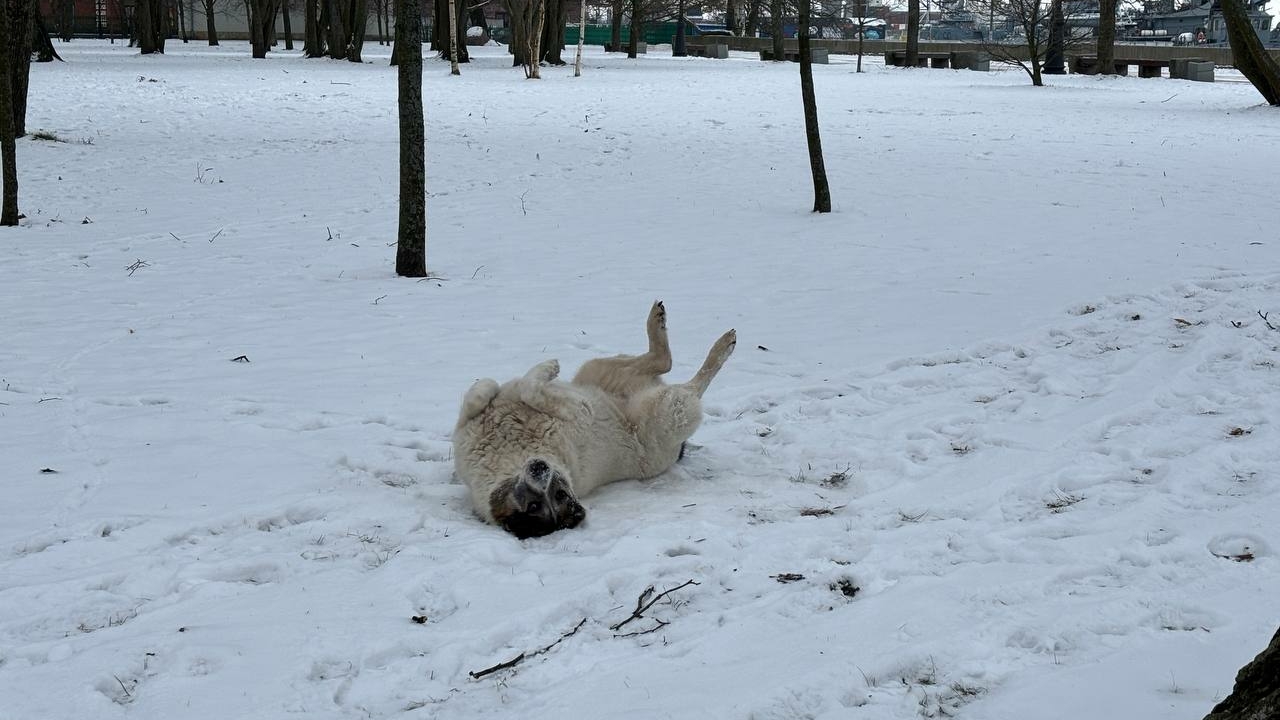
xmin=2 ymin=40 xmax=1278 ymax=720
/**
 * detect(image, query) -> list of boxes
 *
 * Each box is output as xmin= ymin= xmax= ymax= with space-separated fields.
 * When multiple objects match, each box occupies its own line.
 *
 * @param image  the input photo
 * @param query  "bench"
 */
xmin=1070 ymin=55 xmax=1168 ymax=77
xmin=604 ymin=41 xmax=647 ymax=54
xmin=759 ymin=47 xmax=829 ymax=64
xmin=1170 ymin=57 xmax=1214 ymax=81
xmin=884 ymin=49 xmax=952 ymax=68
xmin=687 ymin=42 xmax=729 ymax=59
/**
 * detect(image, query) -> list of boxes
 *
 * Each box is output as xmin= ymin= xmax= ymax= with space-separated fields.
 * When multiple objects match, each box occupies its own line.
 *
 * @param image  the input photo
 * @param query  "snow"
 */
xmin=2 ymin=40 xmax=1279 ymax=719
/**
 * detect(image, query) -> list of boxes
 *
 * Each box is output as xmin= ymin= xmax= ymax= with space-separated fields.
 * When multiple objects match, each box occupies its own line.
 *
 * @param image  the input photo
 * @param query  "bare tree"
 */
xmin=1221 ymin=0 xmax=1280 ymax=104
xmin=724 ymin=0 xmax=737 ymax=34
xmin=136 ymin=0 xmax=166 ymax=53
xmin=448 ymin=0 xmax=460 ymax=72
xmin=1 ymin=0 xmax=18 ymax=225
xmin=970 ymin=0 xmax=1087 ymax=85
xmin=282 ymin=0 xmax=295 ymax=49
xmin=609 ymin=0 xmax=622 ymax=49
xmin=304 ymin=0 xmax=324 ymax=54
xmin=394 ymin=0 xmax=427 ymax=277
xmin=574 ymin=0 xmax=586 ymax=74
xmin=796 ymin=0 xmax=830 ymax=212
xmin=7 ymin=0 xmax=33 ymax=135
xmin=506 ymin=0 xmax=547 ymax=75
xmin=905 ymin=0 xmax=919 ymax=65
xmin=769 ymin=0 xmax=783 ymax=58
xmin=199 ymin=0 xmax=220 ymax=44
xmin=541 ymin=0 xmax=567 ymax=64
xmin=250 ymin=0 xmax=280 ymax=57
xmin=1093 ymin=0 xmax=1116 ymax=73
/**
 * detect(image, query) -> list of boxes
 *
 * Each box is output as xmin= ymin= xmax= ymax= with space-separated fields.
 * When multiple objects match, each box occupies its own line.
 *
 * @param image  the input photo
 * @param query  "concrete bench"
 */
xmin=884 ymin=49 xmax=952 ymax=68
xmin=949 ymin=50 xmax=990 ymax=71
xmin=688 ymin=42 xmax=729 ymax=59
xmin=604 ymin=41 xmax=646 ymax=54
xmin=1170 ymin=57 xmax=1214 ymax=81
xmin=759 ymin=47 xmax=829 ymax=64
xmin=1071 ymin=56 xmax=1167 ymax=77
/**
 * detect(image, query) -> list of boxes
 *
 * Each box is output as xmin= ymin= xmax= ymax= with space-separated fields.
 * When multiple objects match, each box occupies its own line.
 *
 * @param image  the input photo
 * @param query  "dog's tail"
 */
xmin=457 ymin=378 xmax=500 ymax=429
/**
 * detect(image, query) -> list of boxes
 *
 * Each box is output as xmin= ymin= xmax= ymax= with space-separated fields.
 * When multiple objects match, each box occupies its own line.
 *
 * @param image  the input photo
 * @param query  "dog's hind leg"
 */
xmin=573 ymin=301 xmax=673 ymax=395
xmin=686 ymin=329 xmax=737 ymax=397
xmin=456 ymin=378 xmax=500 ymax=429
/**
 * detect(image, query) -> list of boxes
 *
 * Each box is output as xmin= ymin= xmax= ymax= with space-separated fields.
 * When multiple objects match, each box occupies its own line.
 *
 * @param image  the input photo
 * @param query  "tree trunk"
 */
xmin=509 ymin=5 xmax=525 ymax=65
xmin=178 ymin=0 xmax=188 ymax=40
xmin=305 ymin=0 xmax=324 ymax=54
xmin=282 ymin=0 xmax=294 ymax=49
xmin=33 ymin=8 xmax=64 ymax=61
xmin=796 ymin=0 xmax=830 ymax=213
xmin=394 ymin=0 xmax=427 ymax=277
xmin=1205 ymin=627 xmax=1280 ymax=720
xmin=573 ymin=0 xmax=584 ymax=75
xmin=326 ymin=0 xmax=347 ymax=58
xmin=0 ymin=0 xmax=19 ymax=225
xmin=10 ymin=0 xmax=32 ymax=136
xmin=672 ymin=0 xmax=685 ymax=56
xmin=524 ymin=0 xmax=545 ymax=76
xmin=724 ymin=0 xmax=736 ymax=35
xmin=376 ymin=0 xmax=384 ymax=44
xmin=250 ymin=0 xmax=279 ymax=57
xmin=1221 ymin=0 xmax=1280 ymax=104
xmin=905 ymin=0 xmax=919 ymax=65
xmin=856 ymin=19 xmax=863 ymax=71
xmin=541 ymin=0 xmax=566 ymax=65
xmin=432 ymin=0 xmax=445 ymax=52
xmin=628 ymin=10 xmax=640 ymax=58
xmin=744 ymin=0 xmax=760 ymax=36
xmin=769 ymin=0 xmax=782 ymax=59
xmin=1044 ymin=0 xmax=1065 ymax=74
xmin=447 ymin=0 xmax=458 ymax=71
xmin=137 ymin=0 xmax=164 ymax=52
xmin=349 ymin=0 xmax=368 ymax=61
xmin=1093 ymin=0 xmax=1116 ymax=73
xmin=608 ymin=0 xmax=621 ymax=49
xmin=204 ymin=0 xmax=219 ymax=44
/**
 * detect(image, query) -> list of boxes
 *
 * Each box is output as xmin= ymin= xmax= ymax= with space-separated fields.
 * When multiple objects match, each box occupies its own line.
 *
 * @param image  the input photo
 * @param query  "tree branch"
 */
xmin=468 ymin=617 xmax=587 ymax=679
xmin=609 ymin=579 xmax=699 ymax=632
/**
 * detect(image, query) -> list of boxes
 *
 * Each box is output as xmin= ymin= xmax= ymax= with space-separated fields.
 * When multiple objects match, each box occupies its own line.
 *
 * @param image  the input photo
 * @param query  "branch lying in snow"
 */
xmin=468 ymin=618 xmax=587 ymax=680
xmin=609 ymin=579 xmax=699 ymax=632
xmin=1260 ymin=311 xmax=1278 ymax=331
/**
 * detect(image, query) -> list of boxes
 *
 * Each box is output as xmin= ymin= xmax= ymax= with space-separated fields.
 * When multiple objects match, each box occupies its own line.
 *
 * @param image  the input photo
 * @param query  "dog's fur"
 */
xmin=452 ymin=301 xmax=736 ymax=538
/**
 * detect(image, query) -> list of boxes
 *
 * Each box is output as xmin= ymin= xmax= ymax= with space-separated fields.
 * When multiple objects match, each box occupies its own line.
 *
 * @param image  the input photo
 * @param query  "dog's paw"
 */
xmin=712 ymin=329 xmax=737 ymax=361
xmin=649 ymin=300 xmax=667 ymax=331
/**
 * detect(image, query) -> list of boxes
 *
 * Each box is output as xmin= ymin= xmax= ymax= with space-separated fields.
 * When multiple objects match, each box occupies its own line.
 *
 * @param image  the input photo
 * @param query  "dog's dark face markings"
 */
xmin=490 ymin=458 xmax=587 ymax=539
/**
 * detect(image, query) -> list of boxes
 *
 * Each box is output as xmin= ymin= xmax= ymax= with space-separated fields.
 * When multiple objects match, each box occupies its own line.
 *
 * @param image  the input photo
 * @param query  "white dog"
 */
xmin=452 ymin=301 xmax=736 ymax=538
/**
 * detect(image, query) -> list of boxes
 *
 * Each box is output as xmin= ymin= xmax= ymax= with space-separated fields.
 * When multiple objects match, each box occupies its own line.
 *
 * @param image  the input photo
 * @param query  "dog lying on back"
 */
xmin=452 ymin=302 xmax=736 ymax=538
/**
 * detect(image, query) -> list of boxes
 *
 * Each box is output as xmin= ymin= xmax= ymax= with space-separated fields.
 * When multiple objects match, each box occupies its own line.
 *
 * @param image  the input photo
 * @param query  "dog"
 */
xmin=452 ymin=301 xmax=736 ymax=538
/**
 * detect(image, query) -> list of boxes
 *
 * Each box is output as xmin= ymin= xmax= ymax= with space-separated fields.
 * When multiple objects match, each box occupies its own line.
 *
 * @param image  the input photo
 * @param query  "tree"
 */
xmin=573 ymin=0 xmax=586 ymax=75
xmin=394 ymin=0 xmax=427 ymax=277
xmin=1221 ymin=0 xmax=1280 ymax=105
xmin=796 ymin=0 xmax=830 ymax=213
xmin=200 ymin=0 xmax=220 ymax=45
xmin=432 ymin=0 xmax=469 ymax=63
xmin=7 ymin=0 xmax=33 ymax=135
xmin=769 ymin=0 xmax=782 ymax=59
xmin=608 ymin=0 xmax=621 ymax=49
xmin=1 ymin=0 xmax=19 ymax=225
xmin=1093 ymin=0 xmax=1117 ymax=74
xmin=723 ymin=0 xmax=736 ymax=34
xmin=541 ymin=0 xmax=567 ymax=64
xmin=447 ymin=0 xmax=459 ymax=72
xmin=304 ymin=0 xmax=323 ymax=55
xmin=905 ymin=0 xmax=919 ymax=66
xmin=969 ymin=0 xmax=1088 ymax=85
xmin=136 ymin=0 xmax=166 ymax=53
xmin=507 ymin=0 xmax=547 ymax=75
xmin=672 ymin=0 xmax=685 ymax=56
xmin=282 ymin=0 xmax=295 ymax=49
xmin=1205 ymin=626 xmax=1280 ymax=719
xmin=250 ymin=0 xmax=281 ymax=57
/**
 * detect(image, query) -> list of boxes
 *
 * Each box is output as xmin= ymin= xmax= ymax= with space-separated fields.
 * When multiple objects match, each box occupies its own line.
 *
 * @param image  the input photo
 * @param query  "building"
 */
xmin=1133 ymin=0 xmax=1273 ymax=44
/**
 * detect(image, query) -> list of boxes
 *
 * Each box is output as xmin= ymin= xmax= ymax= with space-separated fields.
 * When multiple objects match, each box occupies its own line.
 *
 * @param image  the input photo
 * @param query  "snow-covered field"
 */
xmin=2 ymin=40 xmax=1278 ymax=719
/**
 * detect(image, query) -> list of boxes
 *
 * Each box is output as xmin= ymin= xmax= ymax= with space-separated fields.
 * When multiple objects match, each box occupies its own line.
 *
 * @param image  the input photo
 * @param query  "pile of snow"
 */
xmin=1 ymin=41 xmax=1277 ymax=719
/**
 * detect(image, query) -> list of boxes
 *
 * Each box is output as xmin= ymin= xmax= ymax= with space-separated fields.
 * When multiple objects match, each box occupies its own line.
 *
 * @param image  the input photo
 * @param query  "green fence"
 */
xmin=564 ymin=23 xmax=683 ymax=46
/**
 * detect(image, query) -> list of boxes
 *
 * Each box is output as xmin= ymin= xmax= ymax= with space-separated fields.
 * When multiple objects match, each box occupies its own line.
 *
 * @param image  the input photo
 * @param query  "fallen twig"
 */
xmin=610 ymin=579 xmax=699 ymax=632
xmin=469 ymin=617 xmax=587 ymax=679
xmin=614 ymin=619 xmax=668 ymax=638
xmin=125 ymin=259 xmax=150 ymax=276
xmin=1260 ymin=310 xmax=1277 ymax=331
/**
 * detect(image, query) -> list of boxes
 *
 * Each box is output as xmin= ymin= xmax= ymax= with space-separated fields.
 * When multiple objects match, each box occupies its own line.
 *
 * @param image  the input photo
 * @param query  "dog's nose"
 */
xmin=526 ymin=459 xmax=549 ymax=477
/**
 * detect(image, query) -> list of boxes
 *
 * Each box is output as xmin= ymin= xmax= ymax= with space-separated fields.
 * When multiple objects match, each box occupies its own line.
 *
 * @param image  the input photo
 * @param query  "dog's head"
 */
xmin=489 ymin=458 xmax=586 ymax=539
